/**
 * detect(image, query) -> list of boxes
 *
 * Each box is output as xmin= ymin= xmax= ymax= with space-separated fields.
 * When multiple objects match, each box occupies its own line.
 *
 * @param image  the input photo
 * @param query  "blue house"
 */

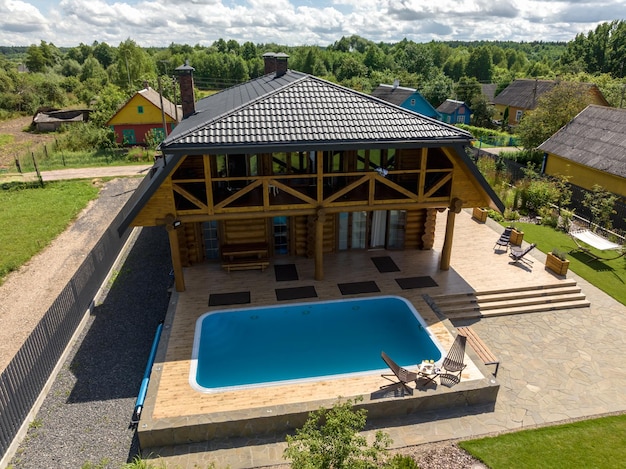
xmin=371 ymin=82 xmax=441 ymax=120
xmin=436 ymin=99 xmax=472 ymax=125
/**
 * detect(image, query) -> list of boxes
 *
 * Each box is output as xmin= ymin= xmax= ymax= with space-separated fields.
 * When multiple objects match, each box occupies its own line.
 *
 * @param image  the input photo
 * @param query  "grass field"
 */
xmin=0 ymin=180 xmax=99 ymax=284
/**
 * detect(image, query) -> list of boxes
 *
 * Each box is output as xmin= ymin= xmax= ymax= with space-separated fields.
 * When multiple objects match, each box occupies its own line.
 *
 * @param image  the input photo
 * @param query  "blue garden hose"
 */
xmin=130 ymin=321 xmax=163 ymax=427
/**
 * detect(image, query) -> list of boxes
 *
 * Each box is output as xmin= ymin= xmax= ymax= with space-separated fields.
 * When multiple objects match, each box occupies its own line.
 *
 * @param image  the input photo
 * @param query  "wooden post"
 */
xmin=440 ymin=198 xmax=462 ymax=271
xmin=165 ymin=216 xmax=185 ymax=291
xmin=314 ymin=210 xmax=325 ymax=280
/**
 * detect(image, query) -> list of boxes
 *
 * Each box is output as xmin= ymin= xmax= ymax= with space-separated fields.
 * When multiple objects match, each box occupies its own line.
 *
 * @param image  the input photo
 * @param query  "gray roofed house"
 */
xmin=493 ymin=79 xmax=609 ymax=127
xmin=539 ymin=105 xmax=626 ymax=198
xmin=32 ymin=109 xmax=90 ymax=132
xmin=370 ymin=82 xmax=441 ymax=120
xmin=118 ymin=53 xmax=503 ymax=292
xmin=436 ymin=99 xmax=471 ymax=125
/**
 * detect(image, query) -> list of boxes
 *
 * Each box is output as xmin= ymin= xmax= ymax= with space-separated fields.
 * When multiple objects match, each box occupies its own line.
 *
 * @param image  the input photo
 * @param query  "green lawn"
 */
xmin=509 ymin=222 xmax=626 ymax=305
xmin=0 ymin=180 xmax=99 ymax=284
xmin=459 ymin=221 xmax=626 ymax=467
xmin=459 ymin=413 xmax=626 ymax=469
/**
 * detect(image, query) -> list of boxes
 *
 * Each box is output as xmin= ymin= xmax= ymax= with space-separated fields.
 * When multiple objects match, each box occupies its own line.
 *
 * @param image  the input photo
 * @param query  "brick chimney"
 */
xmin=275 ymin=52 xmax=289 ymax=77
xmin=263 ymin=52 xmax=289 ymax=77
xmin=175 ymin=60 xmax=196 ymax=119
xmin=263 ymin=52 xmax=276 ymax=74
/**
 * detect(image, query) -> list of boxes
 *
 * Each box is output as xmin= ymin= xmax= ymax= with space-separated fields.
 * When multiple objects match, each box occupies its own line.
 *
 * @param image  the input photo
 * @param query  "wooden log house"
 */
xmin=118 ymin=54 xmax=504 ymax=291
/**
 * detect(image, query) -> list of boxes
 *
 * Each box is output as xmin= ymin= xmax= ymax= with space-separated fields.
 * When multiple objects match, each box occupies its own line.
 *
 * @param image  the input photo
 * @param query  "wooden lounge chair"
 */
xmin=380 ymin=351 xmax=418 ymax=394
xmin=509 ymin=243 xmax=536 ymax=266
xmin=438 ymin=334 xmax=467 ymax=387
xmin=493 ymin=227 xmax=513 ymax=252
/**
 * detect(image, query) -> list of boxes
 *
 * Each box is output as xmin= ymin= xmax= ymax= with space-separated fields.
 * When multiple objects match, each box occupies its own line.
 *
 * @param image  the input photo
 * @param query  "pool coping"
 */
xmin=137 ymin=290 xmax=500 ymax=449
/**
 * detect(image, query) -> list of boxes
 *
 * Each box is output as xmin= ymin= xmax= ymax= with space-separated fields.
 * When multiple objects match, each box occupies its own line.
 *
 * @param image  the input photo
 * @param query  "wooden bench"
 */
xmin=221 ymin=242 xmax=269 ymax=261
xmin=457 ymin=326 xmax=500 ymax=376
xmin=221 ymin=257 xmax=270 ymax=272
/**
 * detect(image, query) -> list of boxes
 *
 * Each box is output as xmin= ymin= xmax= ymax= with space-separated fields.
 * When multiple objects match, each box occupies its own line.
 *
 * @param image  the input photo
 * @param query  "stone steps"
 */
xmin=430 ymin=280 xmax=590 ymax=319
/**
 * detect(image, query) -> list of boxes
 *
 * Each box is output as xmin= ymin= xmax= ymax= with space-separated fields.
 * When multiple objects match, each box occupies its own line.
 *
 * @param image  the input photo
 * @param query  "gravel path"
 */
xmin=9 ymin=226 xmax=172 ymax=468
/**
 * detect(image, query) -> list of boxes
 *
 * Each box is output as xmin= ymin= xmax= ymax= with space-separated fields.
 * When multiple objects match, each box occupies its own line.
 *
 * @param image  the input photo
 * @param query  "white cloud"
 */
xmin=0 ymin=0 xmax=622 ymax=47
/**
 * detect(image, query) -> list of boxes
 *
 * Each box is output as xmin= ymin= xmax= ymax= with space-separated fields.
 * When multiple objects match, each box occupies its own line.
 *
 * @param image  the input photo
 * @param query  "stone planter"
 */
xmin=546 ymin=252 xmax=570 ymax=275
xmin=472 ymin=207 xmax=488 ymax=222
xmin=509 ymin=229 xmax=524 ymax=246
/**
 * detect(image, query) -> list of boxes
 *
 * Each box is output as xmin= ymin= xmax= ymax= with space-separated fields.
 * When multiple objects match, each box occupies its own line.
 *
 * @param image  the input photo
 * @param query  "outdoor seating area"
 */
xmin=509 ymin=243 xmax=536 ymax=265
xmin=381 ymin=333 xmax=469 ymax=391
xmin=493 ymin=226 xmax=512 ymax=252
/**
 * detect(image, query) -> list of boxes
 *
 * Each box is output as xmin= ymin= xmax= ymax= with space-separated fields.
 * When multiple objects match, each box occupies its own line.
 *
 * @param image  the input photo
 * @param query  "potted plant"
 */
xmin=509 ymin=224 xmax=524 ymax=246
xmin=472 ymin=207 xmax=488 ymax=222
xmin=546 ymin=248 xmax=570 ymax=275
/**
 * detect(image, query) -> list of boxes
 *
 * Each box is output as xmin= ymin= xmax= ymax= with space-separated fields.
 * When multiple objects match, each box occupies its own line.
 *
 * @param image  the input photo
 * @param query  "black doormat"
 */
xmin=275 ymin=286 xmax=318 ymax=301
xmin=395 ymin=276 xmax=438 ymax=290
xmin=371 ymin=256 xmax=400 ymax=273
xmin=338 ymin=281 xmax=381 ymax=295
xmin=209 ymin=291 xmax=251 ymax=306
xmin=274 ymin=263 xmax=299 ymax=282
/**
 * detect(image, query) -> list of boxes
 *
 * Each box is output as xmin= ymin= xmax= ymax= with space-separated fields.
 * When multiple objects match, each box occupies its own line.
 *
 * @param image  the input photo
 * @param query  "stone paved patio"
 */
xmin=146 ymin=210 xmax=626 ymax=468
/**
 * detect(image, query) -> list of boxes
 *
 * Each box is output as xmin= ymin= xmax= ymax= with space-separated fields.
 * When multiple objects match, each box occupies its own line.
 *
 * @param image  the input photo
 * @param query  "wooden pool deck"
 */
xmin=137 ymin=210 xmax=518 ymax=449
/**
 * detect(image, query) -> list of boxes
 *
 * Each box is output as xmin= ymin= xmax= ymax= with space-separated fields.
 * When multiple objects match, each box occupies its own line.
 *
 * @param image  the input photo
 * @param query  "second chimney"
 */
xmin=263 ymin=52 xmax=289 ymax=77
xmin=175 ymin=60 xmax=196 ymax=119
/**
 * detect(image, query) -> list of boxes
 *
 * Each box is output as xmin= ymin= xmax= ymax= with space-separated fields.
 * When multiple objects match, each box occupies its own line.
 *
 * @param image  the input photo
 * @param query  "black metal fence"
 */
xmin=0 ymin=210 xmax=131 ymax=460
xmin=475 ymin=148 xmax=626 ymax=234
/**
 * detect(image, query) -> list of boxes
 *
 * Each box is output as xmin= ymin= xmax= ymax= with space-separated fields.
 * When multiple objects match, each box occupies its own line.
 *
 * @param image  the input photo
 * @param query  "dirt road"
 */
xmin=0 ymin=116 xmax=55 ymax=168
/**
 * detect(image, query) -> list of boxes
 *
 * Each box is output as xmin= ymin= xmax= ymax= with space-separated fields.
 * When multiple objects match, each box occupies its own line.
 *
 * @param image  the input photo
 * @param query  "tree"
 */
xmin=516 ymin=82 xmax=594 ymax=149
xmin=421 ymin=72 xmax=454 ymax=107
xmin=465 ymin=46 xmax=493 ymax=82
xmin=454 ymin=76 xmax=481 ymax=105
xmin=583 ymin=184 xmax=617 ymax=230
xmin=284 ymin=397 xmax=392 ymax=469
xmin=112 ymin=39 xmax=155 ymax=90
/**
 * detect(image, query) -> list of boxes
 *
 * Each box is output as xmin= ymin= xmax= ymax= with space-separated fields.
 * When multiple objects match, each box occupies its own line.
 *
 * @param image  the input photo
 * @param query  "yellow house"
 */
xmin=493 ymin=79 xmax=609 ymax=127
xmin=539 ymin=105 xmax=626 ymax=199
xmin=107 ymin=85 xmax=181 ymax=145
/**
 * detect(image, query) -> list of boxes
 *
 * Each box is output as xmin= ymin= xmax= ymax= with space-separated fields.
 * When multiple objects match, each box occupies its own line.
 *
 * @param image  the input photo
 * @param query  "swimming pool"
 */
xmin=190 ymin=295 xmax=445 ymax=393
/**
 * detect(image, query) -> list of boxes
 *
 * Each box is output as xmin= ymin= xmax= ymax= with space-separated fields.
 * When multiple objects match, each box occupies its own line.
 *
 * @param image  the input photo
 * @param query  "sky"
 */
xmin=0 ymin=0 xmax=624 ymax=48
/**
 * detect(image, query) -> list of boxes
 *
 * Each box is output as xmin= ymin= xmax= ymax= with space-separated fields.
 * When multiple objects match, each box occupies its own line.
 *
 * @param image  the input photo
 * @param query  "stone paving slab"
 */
xmin=151 ymin=210 xmax=626 ymax=468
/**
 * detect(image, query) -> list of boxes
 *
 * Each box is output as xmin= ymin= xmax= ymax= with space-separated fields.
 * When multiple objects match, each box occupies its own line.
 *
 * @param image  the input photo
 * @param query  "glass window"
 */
xmin=137 ymin=105 xmax=144 ymax=114
xmin=202 ymin=221 xmax=219 ymax=259
xmin=273 ymin=216 xmax=289 ymax=254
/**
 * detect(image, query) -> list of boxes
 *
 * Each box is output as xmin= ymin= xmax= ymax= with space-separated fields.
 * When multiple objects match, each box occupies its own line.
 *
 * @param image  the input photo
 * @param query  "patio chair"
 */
xmin=380 ymin=351 xmax=419 ymax=394
xmin=438 ymin=334 xmax=467 ymax=387
xmin=493 ymin=227 xmax=513 ymax=252
xmin=509 ymin=243 xmax=537 ymax=266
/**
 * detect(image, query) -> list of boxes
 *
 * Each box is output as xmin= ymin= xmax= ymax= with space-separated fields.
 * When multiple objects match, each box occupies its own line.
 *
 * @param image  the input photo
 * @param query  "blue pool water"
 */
xmin=190 ymin=295 xmax=445 ymax=393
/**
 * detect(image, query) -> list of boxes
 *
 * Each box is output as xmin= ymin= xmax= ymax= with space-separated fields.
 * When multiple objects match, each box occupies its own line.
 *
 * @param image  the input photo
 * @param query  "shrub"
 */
xmin=284 ymin=397 xmax=392 ymax=469
xmin=551 ymin=248 xmax=568 ymax=261
xmin=385 ymin=454 xmax=420 ymax=469
xmin=55 ymin=122 xmax=117 ymax=151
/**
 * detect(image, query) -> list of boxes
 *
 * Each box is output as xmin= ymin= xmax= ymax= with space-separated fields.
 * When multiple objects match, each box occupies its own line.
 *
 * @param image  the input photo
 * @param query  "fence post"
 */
xmin=31 ymin=152 xmax=43 ymax=188
xmin=14 ymin=157 xmax=21 ymax=173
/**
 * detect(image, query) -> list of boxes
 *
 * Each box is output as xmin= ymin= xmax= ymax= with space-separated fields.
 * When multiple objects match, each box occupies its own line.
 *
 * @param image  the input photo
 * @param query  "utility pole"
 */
xmin=125 ymin=51 xmax=131 ymax=88
xmin=157 ymin=74 xmax=168 ymax=138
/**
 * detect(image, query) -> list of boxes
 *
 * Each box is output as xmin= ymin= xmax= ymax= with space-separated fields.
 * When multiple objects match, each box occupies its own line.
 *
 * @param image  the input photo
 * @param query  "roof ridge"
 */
xmin=165 ymin=72 xmax=311 ymax=145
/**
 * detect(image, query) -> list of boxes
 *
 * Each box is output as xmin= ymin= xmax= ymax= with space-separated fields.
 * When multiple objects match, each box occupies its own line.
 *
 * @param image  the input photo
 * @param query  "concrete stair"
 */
xmin=430 ymin=279 xmax=590 ymax=319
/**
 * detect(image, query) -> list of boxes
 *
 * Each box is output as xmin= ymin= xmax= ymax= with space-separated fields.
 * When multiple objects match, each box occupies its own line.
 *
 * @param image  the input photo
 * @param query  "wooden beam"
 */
xmin=314 ymin=211 xmax=325 ymax=280
xmin=165 ymin=222 xmax=185 ymax=292
xmin=440 ymin=198 xmax=462 ymax=271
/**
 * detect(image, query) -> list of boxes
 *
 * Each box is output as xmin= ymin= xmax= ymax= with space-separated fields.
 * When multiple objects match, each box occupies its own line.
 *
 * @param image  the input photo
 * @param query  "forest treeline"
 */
xmin=1 ymin=20 xmax=625 ymax=127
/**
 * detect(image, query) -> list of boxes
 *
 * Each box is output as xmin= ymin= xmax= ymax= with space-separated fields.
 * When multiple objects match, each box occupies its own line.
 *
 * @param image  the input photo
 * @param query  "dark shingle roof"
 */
xmin=161 ymin=71 xmax=470 ymax=153
xmin=370 ymin=84 xmax=416 ymax=106
xmin=538 ymin=105 xmax=626 ymax=179
xmin=436 ymin=99 xmax=468 ymax=114
xmin=138 ymin=87 xmax=179 ymax=120
xmin=493 ymin=79 xmax=558 ymax=109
